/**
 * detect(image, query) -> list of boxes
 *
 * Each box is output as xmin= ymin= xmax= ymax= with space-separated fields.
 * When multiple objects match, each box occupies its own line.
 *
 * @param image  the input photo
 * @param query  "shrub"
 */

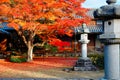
xmin=10 ymin=56 xmax=27 ymax=63
xmin=88 ymin=54 xmax=104 ymax=69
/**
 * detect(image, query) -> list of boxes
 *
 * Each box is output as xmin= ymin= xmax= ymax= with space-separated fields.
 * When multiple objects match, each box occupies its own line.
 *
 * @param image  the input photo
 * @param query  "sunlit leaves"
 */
xmin=65 ymin=29 xmax=73 ymax=37
xmin=0 ymin=4 xmax=11 ymax=16
xmin=0 ymin=0 xmax=10 ymax=3
xmin=7 ymin=22 xmax=19 ymax=30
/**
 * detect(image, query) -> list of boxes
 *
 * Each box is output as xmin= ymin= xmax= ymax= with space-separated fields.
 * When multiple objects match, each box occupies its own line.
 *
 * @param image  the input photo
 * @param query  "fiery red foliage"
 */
xmin=0 ymin=57 xmax=78 ymax=70
xmin=49 ymin=38 xmax=71 ymax=51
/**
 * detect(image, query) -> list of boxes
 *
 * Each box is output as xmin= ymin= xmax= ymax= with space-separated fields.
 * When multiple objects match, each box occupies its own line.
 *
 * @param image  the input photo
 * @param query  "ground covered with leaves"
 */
xmin=0 ymin=57 xmax=103 ymax=79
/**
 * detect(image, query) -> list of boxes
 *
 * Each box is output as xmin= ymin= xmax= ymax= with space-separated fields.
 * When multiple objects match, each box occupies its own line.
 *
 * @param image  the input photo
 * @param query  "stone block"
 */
xmin=73 ymin=58 xmax=97 ymax=71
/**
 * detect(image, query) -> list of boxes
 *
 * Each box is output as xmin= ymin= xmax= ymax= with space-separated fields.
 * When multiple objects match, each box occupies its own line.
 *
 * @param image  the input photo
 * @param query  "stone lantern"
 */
xmin=73 ymin=23 xmax=97 ymax=71
xmin=79 ymin=23 xmax=90 ymax=59
xmin=94 ymin=0 xmax=120 ymax=80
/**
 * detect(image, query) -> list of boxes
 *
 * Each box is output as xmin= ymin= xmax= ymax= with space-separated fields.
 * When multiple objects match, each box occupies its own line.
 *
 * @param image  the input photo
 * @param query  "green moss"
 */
xmin=10 ymin=56 xmax=27 ymax=63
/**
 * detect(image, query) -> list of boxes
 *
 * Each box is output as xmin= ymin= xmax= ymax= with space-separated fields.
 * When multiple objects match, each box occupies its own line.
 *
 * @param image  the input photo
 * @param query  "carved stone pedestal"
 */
xmin=73 ymin=58 xmax=97 ymax=71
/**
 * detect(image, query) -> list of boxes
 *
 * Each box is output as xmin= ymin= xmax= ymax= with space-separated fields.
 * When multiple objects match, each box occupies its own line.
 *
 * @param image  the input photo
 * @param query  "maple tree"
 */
xmin=0 ymin=0 xmax=90 ymax=62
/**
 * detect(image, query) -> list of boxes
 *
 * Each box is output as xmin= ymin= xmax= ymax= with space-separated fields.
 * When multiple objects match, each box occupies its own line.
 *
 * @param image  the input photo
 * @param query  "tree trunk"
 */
xmin=27 ymin=41 xmax=33 ymax=62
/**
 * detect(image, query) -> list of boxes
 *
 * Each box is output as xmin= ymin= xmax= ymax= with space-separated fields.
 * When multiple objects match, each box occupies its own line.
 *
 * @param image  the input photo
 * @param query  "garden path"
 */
xmin=0 ymin=57 xmax=103 ymax=79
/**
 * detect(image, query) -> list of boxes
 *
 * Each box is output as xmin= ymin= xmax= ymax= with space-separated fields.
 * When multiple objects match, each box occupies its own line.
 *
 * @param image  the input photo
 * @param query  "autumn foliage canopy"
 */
xmin=0 ymin=0 xmax=90 ymax=61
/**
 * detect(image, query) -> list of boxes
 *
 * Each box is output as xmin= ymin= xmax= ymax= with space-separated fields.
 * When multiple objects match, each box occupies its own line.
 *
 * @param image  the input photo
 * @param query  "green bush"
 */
xmin=88 ymin=54 xmax=104 ymax=69
xmin=10 ymin=56 xmax=27 ymax=63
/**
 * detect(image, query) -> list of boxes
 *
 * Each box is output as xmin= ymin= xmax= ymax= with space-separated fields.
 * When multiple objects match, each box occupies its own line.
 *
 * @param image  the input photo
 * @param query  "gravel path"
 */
xmin=0 ymin=58 xmax=104 ymax=79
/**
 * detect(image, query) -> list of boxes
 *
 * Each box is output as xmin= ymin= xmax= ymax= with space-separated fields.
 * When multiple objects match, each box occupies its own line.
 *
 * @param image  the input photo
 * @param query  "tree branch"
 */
xmin=18 ymin=31 xmax=28 ymax=46
xmin=33 ymin=41 xmax=46 ymax=48
xmin=22 ymin=35 xmax=28 ymax=46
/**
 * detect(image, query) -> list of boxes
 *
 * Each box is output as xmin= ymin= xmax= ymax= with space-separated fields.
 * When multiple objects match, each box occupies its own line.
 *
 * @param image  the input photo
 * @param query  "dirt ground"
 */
xmin=0 ymin=57 xmax=104 ymax=79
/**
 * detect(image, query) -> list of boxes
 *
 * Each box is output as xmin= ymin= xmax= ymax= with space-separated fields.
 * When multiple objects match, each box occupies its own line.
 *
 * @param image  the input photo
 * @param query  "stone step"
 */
xmin=74 ymin=58 xmax=97 ymax=71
